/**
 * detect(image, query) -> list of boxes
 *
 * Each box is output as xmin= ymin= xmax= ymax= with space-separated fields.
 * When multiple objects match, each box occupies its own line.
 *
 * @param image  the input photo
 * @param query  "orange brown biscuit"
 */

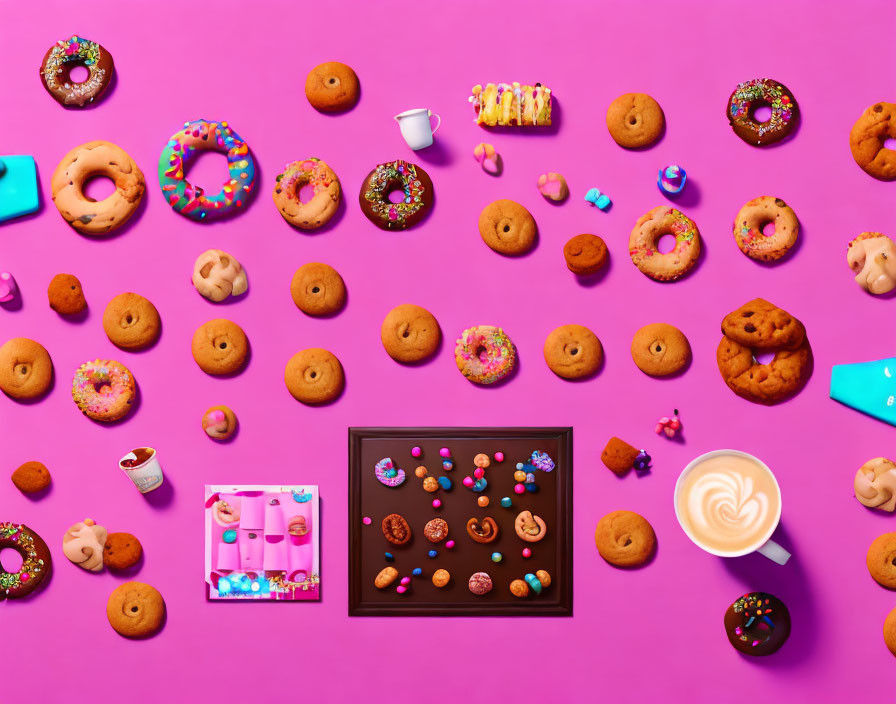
xmin=304 ymin=62 xmax=360 ymax=112
xmin=290 ymin=263 xmax=346 ymax=316
xmin=284 ymin=348 xmax=344 ymax=404
xmin=606 ymin=93 xmax=665 ymax=148
xmin=543 ymin=324 xmax=602 ymax=379
xmin=380 ymin=304 xmax=440 ymax=363
xmin=595 ymin=510 xmax=656 ymax=567
xmin=0 ymin=338 xmax=54 ymax=400
xmin=191 ymin=319 xmax=248 ymax=376
xmin=48 ymin=273 xmax=87 ymax=315
xmin=478 ymin=199 xmax=537 ymax=255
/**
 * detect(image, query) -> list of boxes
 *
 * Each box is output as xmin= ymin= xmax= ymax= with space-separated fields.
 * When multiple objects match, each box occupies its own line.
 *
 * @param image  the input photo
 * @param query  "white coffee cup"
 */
xmin=394 ymin=108 xmax=441 ymax=150
xmin=673 ymin=449 xmax=790 ymax=565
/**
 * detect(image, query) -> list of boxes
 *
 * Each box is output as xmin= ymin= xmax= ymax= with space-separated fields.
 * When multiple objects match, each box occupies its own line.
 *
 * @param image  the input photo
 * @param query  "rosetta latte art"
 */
xmin=688 ymin=471 xmax=770 ymax=542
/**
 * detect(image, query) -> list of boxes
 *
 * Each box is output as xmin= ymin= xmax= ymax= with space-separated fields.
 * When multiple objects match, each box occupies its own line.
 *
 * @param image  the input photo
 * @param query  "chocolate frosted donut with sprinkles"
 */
xmin=158 ymin=120 xmax=256 ymax=221
xmin=0 ymin=523 xmax=52 ymax=599
xmin=723 ymin=592 xmax=791 ymax=655
xmin=40 ymin=35 xmax=114 ymax=107
xmin=359 ymin=160 xmax=433 ymax=231
xmin=727 ymin=78 xmax=798 ymax=146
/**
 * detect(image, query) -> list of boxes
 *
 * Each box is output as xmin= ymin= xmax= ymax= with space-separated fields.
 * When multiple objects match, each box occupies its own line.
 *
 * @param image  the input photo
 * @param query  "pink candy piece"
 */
xmin=411 ymin=446 xmax=422 ymax=458
xmin=462 ymin=476 xmax=474 ymax=488
xmin=0 ymin=272 xmax=18 ymax=303
xmin=494 ymin=452 xmax=504 ymax=463
xmin=514 ymin=484 xmax=525 ymax=494
xmin=445 ymin=540 xmax=455 ymax=549
xmin=536 ymin=172 xmax=569 ymax=202
xmin=522 ymin=548 xmax=532 ymax=558
xmin=432 ymin=499 xmax=442 ymax=509
xmin=473 ymin=143 xmax=500 ymax=175
xmin=400 ymin=577 xmax=410 ymax=585
xmin=474 ymin=467 xmax=485 ymax=480
xmin=439 ymin=447 xmax=451 ymax=458
xmin=362 ymin=516 xmax=372 ymax=525
xmin=396 ymin=585 xmax=407 ymax=594
xmin=655 ymin=410 xmax=682 ymax=438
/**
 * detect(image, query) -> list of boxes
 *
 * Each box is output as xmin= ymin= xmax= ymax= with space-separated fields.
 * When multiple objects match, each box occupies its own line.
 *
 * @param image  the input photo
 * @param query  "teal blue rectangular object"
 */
xmin=830 ymin=357 xmax=896 ymax=427
xmin=0 ymin=155 xmax=40 ymax=222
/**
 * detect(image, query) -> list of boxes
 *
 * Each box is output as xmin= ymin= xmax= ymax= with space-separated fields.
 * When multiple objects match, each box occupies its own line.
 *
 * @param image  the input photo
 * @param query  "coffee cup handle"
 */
xmin=757 ymin=539 xmax=790 ymax=565
xmin=430 ymin=112 xmax=442 ymax=134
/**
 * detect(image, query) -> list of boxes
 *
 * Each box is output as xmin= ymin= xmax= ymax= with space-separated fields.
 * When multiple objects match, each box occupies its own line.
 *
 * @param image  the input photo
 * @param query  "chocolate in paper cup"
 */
xmin=118 ymin=447 xmax=163 ymax=494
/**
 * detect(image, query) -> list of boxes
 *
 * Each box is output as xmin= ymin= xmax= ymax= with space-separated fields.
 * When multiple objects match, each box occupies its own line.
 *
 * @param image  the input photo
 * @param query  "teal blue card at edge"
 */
xmin=0 ymin=155 xmax=40 ymax=222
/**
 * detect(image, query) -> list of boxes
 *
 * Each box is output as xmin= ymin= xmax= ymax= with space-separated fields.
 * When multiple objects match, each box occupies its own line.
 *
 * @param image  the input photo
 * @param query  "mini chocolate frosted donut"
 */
xmin=629 ymin=206 xmax=701 ymax=281
xmin=305 ymin=62 xmax=360 ymax=112
xmin=273 ymin=158 xmax=341 ymax=229
xmin=51 ymin=141 xmax=145 ymax=235
xmin=359 ymin=160 xmax=433 ymax=231
xmin=727 ymin=78 xmax=798 ymax=146
xmin=40 ymin=35 xmax=114 ymax=107
xmin=0 ymin=522 xmax=52 ymax=599
xmin=733 ymin=197 xmax=799 ymax=262
xmin=850 ymin=102 xmax=896 ymax=181
xmin=724 ymin=592 xmax=790 ymax=656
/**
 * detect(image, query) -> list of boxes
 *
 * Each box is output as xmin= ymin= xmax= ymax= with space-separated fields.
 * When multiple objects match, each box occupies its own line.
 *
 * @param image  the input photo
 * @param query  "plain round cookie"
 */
xmin=733 ymin=196 xmax=799 ymax=262
xmin=849 ymin=102 xmax=896 ymax=181
xmin=867 ymin=533 xmax=896 ymax=589
xmin=631 ymin=323 xmax=691 ymax=376
xmin=285 ymin=348 xmax=344 ymax=404
xmin=304 ymin=61 xmax=360 ymax=112
xmin=290 ymin=263 xmax=346 ymax=316
xmin=543 ymin=324 xmax=603 ymax=379
xmin=102 ymin=293 xmax=161 ymax=350
xmin=47 ymin=273 xmax=87 ymax=315
xmin=606 ymin=93 xmax=665 ymax=148
xmin=478 ymin=199 xmax=537 ymax=255
xmin=103 ymin=532 xmax=143 ymax=570
xmin=191 ymin=319 xmax=248 ymax=376
xmin=595 ymin=510 xmax=656 ymax=567
xmin=563 ymin=234 xmax=608 ymax=275
xmin=0 ymin=338 xmax=54 ymax=400
xmin=106 ymin=581 xmax=165 ymax=638
xmin=380 ymin=304 xmax=441 ymax=363
xmin=11 ymin=461 xmax=51 ymax=493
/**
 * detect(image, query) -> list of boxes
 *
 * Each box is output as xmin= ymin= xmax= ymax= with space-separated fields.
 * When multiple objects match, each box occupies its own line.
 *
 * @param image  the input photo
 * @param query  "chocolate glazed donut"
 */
xmin=359 ymin=160 xmax=434 ymax=231
xmin=40 ymin=35 xmax=114 ymax=107
xmin=0 ymin=523 xmax=52 ymax=599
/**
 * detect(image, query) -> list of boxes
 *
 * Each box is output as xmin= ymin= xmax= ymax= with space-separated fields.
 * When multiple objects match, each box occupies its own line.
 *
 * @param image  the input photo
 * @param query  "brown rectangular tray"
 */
xmin=348 ymin=427 xmax=572 ymax=616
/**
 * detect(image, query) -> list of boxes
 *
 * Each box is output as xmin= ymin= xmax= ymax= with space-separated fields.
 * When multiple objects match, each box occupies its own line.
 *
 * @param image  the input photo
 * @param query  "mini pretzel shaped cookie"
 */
xmin=466 ymin=517 xmax=498 ymax=543
xmin=514 ymin=510 xmax=547 ymax=542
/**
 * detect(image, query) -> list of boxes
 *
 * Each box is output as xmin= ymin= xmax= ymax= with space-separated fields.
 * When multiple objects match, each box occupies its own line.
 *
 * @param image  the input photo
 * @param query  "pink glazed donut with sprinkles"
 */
xmin=455 ymin=326 xmax=516 ymax=385
xmin=158 ymin=119 xmax=256 ymax=221
xmin=71 ymin=359 xmax=136 ymax=422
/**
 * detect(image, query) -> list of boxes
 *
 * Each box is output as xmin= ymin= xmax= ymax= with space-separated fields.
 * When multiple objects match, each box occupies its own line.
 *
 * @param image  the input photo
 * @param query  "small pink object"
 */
xmin=537 ymin=172 xmax=569 ymax=202
xmin=432 ymin=499 xmax=442 ymax=509
xmin=514 ymin=484 xmax=525 ymax=494
xmin=445 ymin=540 xmax=455 ymax=549
xmin=494 ymin=451 xmax=504 ymax=462
xmin=474 ymin=467 xmax=485 ymax=480
xmin=396 ymin=585 xmax=407 ymax=594
xmin=462 ymin=476 xmax=474 ymax=488
xmin=473 ymin=142 xmax=500 ymax=175
xmin=411 ymin=446 xmax=422 ymax=458
xmin=655 ymin=409 xmax=682 ymax=438
xmin=363 ymin=516 xmax=372 ymax=525
xmin=400 ymin=576 xmax=411 ymax=586
xmin=0 ymin=272 xmax=18 ymax=303
xmin=522 ymin=548 xmax=532 ymax=559
xmin=439 ymin=447 xmax=451 ymax=458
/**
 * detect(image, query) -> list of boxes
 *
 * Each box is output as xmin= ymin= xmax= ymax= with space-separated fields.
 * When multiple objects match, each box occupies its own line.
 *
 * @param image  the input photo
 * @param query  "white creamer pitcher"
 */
xmin=394 ymin=108 xmax=441 ymax=150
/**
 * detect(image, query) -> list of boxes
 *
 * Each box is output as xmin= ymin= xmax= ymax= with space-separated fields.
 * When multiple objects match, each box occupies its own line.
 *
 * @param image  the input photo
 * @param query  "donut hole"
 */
xmin=884 ymin=138 xmax=896 ymax=151
xmin=82 ymin=175 xmax=116 ymax=202
xmin=761 ymin=221 xmax=776 ymax=237
xmin=0 ymin=547 xmax=23 ymax=573
xmin=298 ymin=183 xmax=316 ymax=204
xmin=387 ymin=189 xmax=406 ymax=204
xmin=183 ymin=150 xmax=230 ymax=190
xmin=475 ymin=345 xmax=489 ymax=362
xmin=754 ymin=351 xmax=776 ymax=365
xmin=311 ymin=286 xmax=320 ymax=294
xmin=130 ymin=606 xmax=139 ymax=613
xmin=125 ymin=314 xmax=133 ymax=324
xmin=657 ymin=233 xmax=677 ymax=253
xmin=68 ymin=64 xmax=90 ymax=84
xmin=218 ymin=342 xmax=227 ymax=350
xmin=752 ymin=102 xmax=773 ymax=123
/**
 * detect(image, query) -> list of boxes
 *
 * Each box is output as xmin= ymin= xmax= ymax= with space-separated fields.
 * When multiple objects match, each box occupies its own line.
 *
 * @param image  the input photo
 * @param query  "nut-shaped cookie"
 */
xmin=855 ymin=458 xmax=896 ymax=512
xmin=192 ymin=249 xmax=247 ymax=302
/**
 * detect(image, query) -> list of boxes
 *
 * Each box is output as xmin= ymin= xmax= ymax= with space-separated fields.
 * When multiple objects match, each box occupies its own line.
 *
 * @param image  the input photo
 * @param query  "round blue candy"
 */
xmin=437 ymin=476 xmax=452 ymax=490
xmin=472 ymin=478 xmax=487 ymax=492
xmin=500 ymin=497 xmax=512 ymax=508
xmin=222 ymin=529 xmax=237 ymax=544
xmin=490 ymin=552 xmax=503 ymax=563
xmin=412 ymin=568 xmax=422 ymax=576
xmin=428 ymin=550 xmax=438 ymax=558
xmin=524 ymin=573 xmax=542 ymax=594
xmin=385 ymin=468 xmax=397 ymax=478
xmin=525 ymin=483 xmax=538 ymax=493
xmin=385 ymin=552 xmax=394 ymax=562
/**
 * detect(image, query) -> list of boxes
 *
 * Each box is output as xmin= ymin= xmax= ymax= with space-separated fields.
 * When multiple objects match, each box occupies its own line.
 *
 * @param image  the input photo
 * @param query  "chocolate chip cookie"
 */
xmin=191 ymin=319 xmax=248 ymax=375
xmin=103 ymin=532 xmax=143 ymax=570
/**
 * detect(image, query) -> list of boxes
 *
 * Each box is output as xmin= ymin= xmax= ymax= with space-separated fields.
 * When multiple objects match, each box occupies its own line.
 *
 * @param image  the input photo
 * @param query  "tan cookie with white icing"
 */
xmin=855 ymin=458 xmax=896 ymax=512
xmin=62 ymin=518 xmax=108 ymax=572
xmin=192 ymin=249 xmax=248 ymax=302
xmin=848 ymin=232 xmax=896 ymax=295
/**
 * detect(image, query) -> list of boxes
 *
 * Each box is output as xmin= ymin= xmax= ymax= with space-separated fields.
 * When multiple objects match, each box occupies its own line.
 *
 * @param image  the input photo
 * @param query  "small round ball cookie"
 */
xmin=201 ymin=405 xmax=237 ymax=440
xmin=290 ymin=263 xmax=346 ymax=316
xmin=304 ymin=61 xmax=360 ymax=112
xmin=0 ymin=338 xmax=54 ymax=400
xmin=432 ymin=568 xmax=451 ymax=588
xmin=468 ymin=571 xmax=493 ymax=595
xmin=191 ymin=319 xmax=248 ymax=376
xmin=510 ymin=579 xmax=530 ymax=598
xmin=11 ymin=461 xmax=51 ymax=493
xmin=192 ymin=249 xmax=248 ymax=302
xmin=423 ymin=518 xmax=449 ymax=543
xmin=885 ymin=606 xmax=896 ymax=656
xmin=47 ymin=273 xmax=86 ymax=315
xmin=478 ymin=199 xmax=537 ymax=255
xmin=543 ymin=324 xmax=603 ymax=379
xmin=380 ymin=304 xmax=441 ymax=363
xmin=849 ymin=102 xmax=896 ymax=181
xmin=733 ymin=197 xmax=799 ymax=262
xmin=606 ymin=93 xmax=665 ymax=148
xmin=563 ymin=234 xmax=608 ymax=276
xmin=595 ymin=510 xmax=656 ymax=567
xmin=284 ymin=348 xmax=344 ymax=404
xmin=102 ymin=293 xmax=161 ymax=350
xmin=867 ymin=533 xmax=896 ymax=588
xmin=106 ymin=582 xmax=165 ymax=638
xmin=724 ymin=592 xmax=791 ymax=656
xmin=103 ymin=532 xmax=143 ymax=570
xmin=631 ymin=323 xmax=691 ymax=376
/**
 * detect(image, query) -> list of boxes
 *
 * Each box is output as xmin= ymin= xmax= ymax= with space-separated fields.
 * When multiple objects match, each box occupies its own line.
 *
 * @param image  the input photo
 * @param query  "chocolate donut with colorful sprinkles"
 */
xmin=726 ymin=78 xmax=798 ymax=146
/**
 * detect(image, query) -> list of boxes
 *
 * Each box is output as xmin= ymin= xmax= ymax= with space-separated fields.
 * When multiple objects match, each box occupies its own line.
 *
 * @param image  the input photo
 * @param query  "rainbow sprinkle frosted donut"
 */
xmin=72 ymin=359 xmax=136 ymax=422
xmin=273 ymin=158 xmax=341 ymax=230
xmin=727 ymin=78 xmax=798 ymax=146
xmin=374 ymin=457 xmax=406 ymax=488
xmin=455 ymin=326 xmax=516 ymax=385
xmin=359 ymin=160 xmax=434 ymax=231
xmin=158 ymin=120 xmax=255 ymax=221
xmin=0 ymin=522 xmax=52 ymax=600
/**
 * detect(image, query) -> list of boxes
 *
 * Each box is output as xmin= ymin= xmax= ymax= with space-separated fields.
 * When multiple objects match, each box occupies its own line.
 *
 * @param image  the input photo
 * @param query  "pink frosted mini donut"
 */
xmin=455 ymin=326 xmax=516 ymax=385
xmin=71 ymin=359 xmax=136 ymax=422
xmin=375 ymin=457 xmax=406 ymax=487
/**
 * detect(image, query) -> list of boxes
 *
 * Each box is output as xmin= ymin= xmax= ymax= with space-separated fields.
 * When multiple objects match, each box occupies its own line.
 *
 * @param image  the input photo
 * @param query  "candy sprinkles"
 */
xmin=158 ymin=120 xmax=256 ymax=221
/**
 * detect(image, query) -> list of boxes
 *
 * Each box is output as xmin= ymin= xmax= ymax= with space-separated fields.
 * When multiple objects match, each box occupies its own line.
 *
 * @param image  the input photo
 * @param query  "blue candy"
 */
xmin=442 ymin=459 xmax=454 ymax=471
xmin=491 ymin=552 xmax=503 ymax=563
xmin=412 ymin=568 xmax=422 ymax=576
xmin=437 ymin=476 xmax=452 ymax=490
xmin=500 ymin=497 xmax=512 ymax=508
xmin=584 ymin=187 xmax=611 ymax=211
xmin=472 ymin=478 xmax=487 ymax=492
xmin=525 ymin=483 xmax=538 ymax=493
xmin=0 ymin=156 xmax=39 ymax=223
xmin=385 ymin=552 xmax=395 ymax=562
xmin=222 ymin=530 xmax=237 ymax=544
xmin=524 ymin=573 xmax=542 ymax=594
xmin=428 ymin=550 xmax=438 ymax=558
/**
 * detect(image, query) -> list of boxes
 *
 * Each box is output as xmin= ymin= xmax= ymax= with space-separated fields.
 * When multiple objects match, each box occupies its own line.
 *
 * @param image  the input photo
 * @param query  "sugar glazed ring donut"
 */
xmin=455 ymin=326 xmax=516 ymax=385
xmin=51 ymin=141 xmax=145 ymax=235
xmin=158 ymin=120 xmax=255 ymax=221
xmin=733 ymin=197 xmax=799 ymax=262
xmin=40 ymin=35 xmax=113 ymax=107
xmin=273 ymin=158 xmax=341 ymax=230
xmin=0 ymin=522 xmax=52 ymax=599
xmin=72 ymin=359 xmax=136 ymax=422
xmin=716 ymin=299 xmax=812 ymax=405
xmin=727 ymin=78 xmax=798 ymax=146
xmin=629 ymin=206 xmax=701 ymax=281
xmin=359 ymin=160 xmax=433 ymax=231
xmin=0 ymin=337 xmax=54 ymax=400
xmin=849 ymin=102 xmax=896 ymax=181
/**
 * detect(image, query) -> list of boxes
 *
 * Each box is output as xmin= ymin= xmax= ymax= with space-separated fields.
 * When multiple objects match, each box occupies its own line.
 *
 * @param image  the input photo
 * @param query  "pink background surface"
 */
xmin=2 ymin=1 xmax=894 ymax=701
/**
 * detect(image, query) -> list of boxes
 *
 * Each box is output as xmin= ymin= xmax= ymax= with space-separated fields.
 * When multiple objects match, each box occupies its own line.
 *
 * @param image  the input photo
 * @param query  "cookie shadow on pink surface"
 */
xmin=574 ymin=254 xmax=613 ymax=288
xmin=58 ymin=306 xmax=90 ymax=324
xmin=20 ymin=482 xmax=53 ymax=502
xmin=108 ymin=551 xmax=145 ymax=578
xmin=663 ymin=175 xmax=701 ymax=209
xmin=3 ymin=373 xmax=56 ymax=406
xmin=722 ymin=522 xmax=818 ymax=667
xmin=394 ymin=332 xmax=443 ymax=369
